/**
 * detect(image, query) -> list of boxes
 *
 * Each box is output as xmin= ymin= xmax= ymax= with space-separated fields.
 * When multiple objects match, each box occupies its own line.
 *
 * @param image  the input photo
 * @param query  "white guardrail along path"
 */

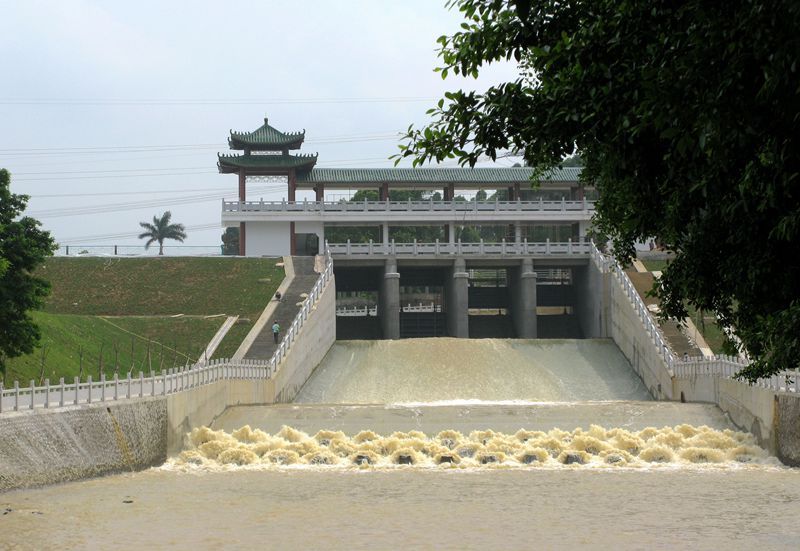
xmin=0 ymin=248 xmax=336 ymax=414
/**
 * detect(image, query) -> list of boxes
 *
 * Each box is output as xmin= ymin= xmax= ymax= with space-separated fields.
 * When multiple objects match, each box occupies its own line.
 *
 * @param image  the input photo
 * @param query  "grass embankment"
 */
xmin=5 ymin=257 xmax=283 ymax=384
xmin=639 ymin=258 xmax=729 ymax=353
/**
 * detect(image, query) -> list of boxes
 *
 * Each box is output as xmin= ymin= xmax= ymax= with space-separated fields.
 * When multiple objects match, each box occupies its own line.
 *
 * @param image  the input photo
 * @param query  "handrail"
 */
xmin=328 ymin=239 xmax=591 ymax=256
xmin=0 ymin=358 xmax=271 ymax=413
xmin=222 ymin=198 xmax=595 ymax=214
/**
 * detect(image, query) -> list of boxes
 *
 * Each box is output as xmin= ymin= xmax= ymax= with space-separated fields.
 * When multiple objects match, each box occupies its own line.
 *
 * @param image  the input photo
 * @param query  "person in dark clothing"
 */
xmin=272 ymin=321 xmax=281 ymax=344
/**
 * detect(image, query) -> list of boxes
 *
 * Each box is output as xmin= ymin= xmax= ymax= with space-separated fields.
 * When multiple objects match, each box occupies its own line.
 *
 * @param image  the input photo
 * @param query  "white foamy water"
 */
xmin=294 ymin=338 xmax=651 ymax=403
xmin=167 ymin=422 xmax=775 ymax=471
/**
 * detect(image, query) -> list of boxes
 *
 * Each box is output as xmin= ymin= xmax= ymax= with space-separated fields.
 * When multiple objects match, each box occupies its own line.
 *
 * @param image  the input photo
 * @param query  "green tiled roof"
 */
xmin=229 ymin=118 xmax=305 ymax=150
xmin=297 ymin=167 xmax=581 ymax=185
xmin=217 ymin=153 xmax=318 ymax=173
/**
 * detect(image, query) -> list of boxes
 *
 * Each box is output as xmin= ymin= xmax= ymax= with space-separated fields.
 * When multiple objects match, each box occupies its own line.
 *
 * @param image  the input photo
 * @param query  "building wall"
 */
xmin=247 ymin=222 xmax=291 ymax=256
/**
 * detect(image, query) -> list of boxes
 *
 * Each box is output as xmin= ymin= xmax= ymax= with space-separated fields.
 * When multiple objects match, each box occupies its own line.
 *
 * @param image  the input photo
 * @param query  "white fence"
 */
xmin=0 ymin=359 xmax=269 ymax=413
xmin=329 ymin=239 xmax=593 ymax=257
xmin=0 ymin=247 xmax=336 ymax=414
xmin=335 ymin=303 xmax=441 ymax=316
xmin=223 ymin=198 xmax=595 ymax=214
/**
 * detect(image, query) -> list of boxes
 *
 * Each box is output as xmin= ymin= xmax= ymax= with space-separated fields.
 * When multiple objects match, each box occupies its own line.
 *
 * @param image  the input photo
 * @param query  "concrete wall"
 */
xmin=247 ymin=221 xmax=291 ymax=256
xmin=272 ymin=276 xmax=336 ymax=402
xmin=0 ymin=399 xmax=167 ymax=492
xmin=608 ymin=274 xmax=673 ymax=400
xmin=574 ymin=262 xmax=609 ymax=339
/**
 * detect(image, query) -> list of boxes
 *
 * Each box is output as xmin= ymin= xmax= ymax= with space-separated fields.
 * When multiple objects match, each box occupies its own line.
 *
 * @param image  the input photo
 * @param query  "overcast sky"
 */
xmin=0 ymin=0 xmax=519 ymax=252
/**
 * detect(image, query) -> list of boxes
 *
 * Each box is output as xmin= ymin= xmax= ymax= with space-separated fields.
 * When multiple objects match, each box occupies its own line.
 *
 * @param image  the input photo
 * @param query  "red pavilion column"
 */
xmin=289 ymin=169 xmax=297 ymax=255
xmin=238 ymin=169 xmax=246 ymax=256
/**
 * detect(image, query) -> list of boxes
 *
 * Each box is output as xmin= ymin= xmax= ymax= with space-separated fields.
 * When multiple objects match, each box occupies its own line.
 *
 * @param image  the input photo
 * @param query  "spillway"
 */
xmin=293 ymin=338 xmax=652 ymax=403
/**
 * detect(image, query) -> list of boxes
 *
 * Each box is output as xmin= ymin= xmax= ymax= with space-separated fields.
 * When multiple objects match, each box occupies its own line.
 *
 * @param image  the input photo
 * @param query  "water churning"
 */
xmin=169 ymin=423 xmax=773 ymax=471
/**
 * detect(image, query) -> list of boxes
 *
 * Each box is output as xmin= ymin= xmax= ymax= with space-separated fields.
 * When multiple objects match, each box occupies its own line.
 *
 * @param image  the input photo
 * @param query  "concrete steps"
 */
xmin=243 ymin=256 xmax=320 ymax=361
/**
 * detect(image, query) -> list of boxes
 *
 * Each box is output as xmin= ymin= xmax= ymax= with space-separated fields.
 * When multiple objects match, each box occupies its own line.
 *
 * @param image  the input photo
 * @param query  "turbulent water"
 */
xmin=3 ymin=338 xmax=799 ymax=549
xmin=294 ymin=338 xmax=651 ymax=403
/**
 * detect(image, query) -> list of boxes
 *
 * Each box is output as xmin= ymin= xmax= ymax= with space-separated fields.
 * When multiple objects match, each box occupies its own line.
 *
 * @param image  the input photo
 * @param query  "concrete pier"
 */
xmin=380 ymin=258 xmax=400 ymax=339
xmin=446 ymin=258 xmax=469 ymax=337
xmin=509 ymin=257 xmax=538 ymax=338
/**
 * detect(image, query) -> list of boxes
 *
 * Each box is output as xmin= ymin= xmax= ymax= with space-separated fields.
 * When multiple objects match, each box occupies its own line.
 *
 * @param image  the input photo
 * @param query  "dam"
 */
xmin=2 ymin=245 xmax=800 ymax=549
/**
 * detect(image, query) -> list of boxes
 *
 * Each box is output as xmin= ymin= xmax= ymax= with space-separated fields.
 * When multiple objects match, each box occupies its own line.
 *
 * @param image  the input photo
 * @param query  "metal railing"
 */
xmin=223 ymin=198 xmax=595 ymax=214
xmin=328 ymin=238 xmax=592 ymax=256
xmin=0 ymin=247 xmax=336 ymax=414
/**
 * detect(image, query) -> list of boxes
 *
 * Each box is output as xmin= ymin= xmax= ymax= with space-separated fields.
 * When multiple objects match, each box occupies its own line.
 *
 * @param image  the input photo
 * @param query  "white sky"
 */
xmin=0 ymin=0 xmax=520 ymax=250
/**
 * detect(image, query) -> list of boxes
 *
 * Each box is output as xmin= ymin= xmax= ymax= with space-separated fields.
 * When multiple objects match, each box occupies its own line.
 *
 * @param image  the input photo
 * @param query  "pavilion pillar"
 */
xmin=514 ymin=183 xmax=521 ymax=200
xmin=444 ymin=183 xmax=455 ymax=201
xmin=288 ymin=169 xmax=297 ymax=255
xmin=238 ymin=170 xmax=246 ymax=256
xmin=315 ymin=184 xmax=325 ymax=202
xmin=444 ymin=224 xmax=449 ymax=243
xmin=288 ymin=169 xmax=297 ymax=202
xmin=380 ymin=182 xmax=389 ymax=201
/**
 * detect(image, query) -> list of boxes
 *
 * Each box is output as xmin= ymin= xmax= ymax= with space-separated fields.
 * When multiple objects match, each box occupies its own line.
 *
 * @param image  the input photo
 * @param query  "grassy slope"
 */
xmin=6 ymin=257 xmax=283 ymax=383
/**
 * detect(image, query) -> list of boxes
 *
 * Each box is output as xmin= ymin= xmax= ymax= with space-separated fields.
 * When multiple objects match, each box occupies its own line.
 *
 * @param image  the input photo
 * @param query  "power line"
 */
xmin=0 ymin=97 xmax=435 ymax=106
xmin=58 ymin=222 xmax=223 ymax=244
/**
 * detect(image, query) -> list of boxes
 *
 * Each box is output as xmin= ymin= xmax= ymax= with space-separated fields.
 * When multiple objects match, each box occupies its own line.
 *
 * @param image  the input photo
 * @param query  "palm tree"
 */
xmin=138 ymin=211 xmax=187 ymax=255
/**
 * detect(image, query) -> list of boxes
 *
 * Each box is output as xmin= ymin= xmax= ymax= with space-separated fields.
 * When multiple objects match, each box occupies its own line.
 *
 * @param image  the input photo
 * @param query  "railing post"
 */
xmin=0 ymin=382 xmax=3 ymax=414
xmin=114 ymin=373 xmax=119 ymax=400
xmin=368 ymin=239 xmax=373 ymax=254
xmin=30 ymin=380 xmax=35 ymax=410
xmin=101 ymin=374 xmax=106 ymax=402
xmin=87 ymin=375 xmax=93 ymax=404
xmin=523 ymin=238 xmax=529 ymax=254
xmin=162 ymin=370 xmax=167 ymax=396
xmin=126 ymin=372 xmax=132 ymax=399
xmin=74 ymin=377 xmax=79 ymax=405
xmin=501 ymin=238 xmax=506 ymax=255
xmin=44 ymin=379 xmax=50 ymax=408
xmin=139 ymin=372 xmax=144 ymax=398
xmin=435 ymin=239 xmax=440 ymax=255
xmin=413 ymin=239 xmax=418 ymax=255
xmin=14 ymin=381 xmax=19 ymax=411
xmin=59 ymin=378 xmax=65 ymax=407
xmin=561 ymin=197 xmax=565 ymax=211
xmin=568 ymin=238 xmax=573 ymax=254
xmin=546 ymin=238 xmax=551 ymax=254
xmin=346 ymin=239 xmax=351 ymax=255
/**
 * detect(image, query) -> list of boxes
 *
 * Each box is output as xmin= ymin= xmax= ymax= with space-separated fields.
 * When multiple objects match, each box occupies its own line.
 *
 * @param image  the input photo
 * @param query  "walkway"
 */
xmin=243 ymin=256 xmax=321 ymax=361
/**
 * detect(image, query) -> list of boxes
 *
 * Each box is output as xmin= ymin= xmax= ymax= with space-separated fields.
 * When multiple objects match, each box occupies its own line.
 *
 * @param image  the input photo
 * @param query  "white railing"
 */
xmin=329 ymin=239 xmax=592 ymax=257
xmin=336 ymin=305 xmax=378 ymax=317
xmin=223 ymin=198 xmax=595 ymax=214
xmin=0 ymin=247 xmax=336 ymax=414
xmin=0 ymin=358 xmax=270 ymax=413
xmin=674 ymin=355 xmax=800 ymax=393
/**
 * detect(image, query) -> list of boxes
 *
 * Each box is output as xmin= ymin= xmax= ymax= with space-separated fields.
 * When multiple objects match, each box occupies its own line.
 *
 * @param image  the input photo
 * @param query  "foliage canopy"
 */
xmin=138 ymin=211 xmax=187 ymax=255
xmin=0 ymin=168 xmax=56 ymax=378
xmin=397 ymin=0 xmax=800 ymax=380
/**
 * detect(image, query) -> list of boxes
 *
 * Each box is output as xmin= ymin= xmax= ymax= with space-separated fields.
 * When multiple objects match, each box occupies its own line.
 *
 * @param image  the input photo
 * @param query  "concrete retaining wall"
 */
xmin=0 ymin=399 xmax=167 ymax=492
xmin=608 ymin=273 xmax=673 ymax=400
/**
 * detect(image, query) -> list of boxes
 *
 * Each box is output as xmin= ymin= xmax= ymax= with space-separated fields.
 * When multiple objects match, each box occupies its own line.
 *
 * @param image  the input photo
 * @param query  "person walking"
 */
xmin=272 ymin=321 xmax=281 ymax=344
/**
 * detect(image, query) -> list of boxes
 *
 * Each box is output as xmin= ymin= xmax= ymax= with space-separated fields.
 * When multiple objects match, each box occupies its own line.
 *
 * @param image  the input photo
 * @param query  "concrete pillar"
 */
xmin=578 ymin=220 xmax=590 ymax=239
xmin=514 ymin=222 xmax=522 ymax=244
xmin=448 ymin=222 xmax=456 ymax=245
xmin=382 ymin=222 xmax=390 ymax=247
xmin=445 ymin=257 xmax=469 ymax=337
xmin=317 ymin=226 xmax=325 ymax=254
xmin=380 ymin=258 xmax=400 ymax=339
xmin=509 ymin=258 xmax=537 ymax=338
